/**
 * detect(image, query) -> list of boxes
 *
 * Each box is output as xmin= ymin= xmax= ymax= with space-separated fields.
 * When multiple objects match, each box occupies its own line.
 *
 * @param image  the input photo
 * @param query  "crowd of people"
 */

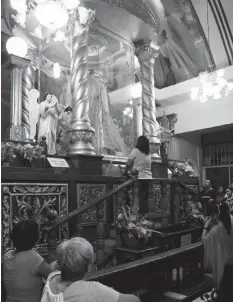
xmin=2 ymin=137 xmax=233 ymax=302
xmin=199 ymin=180 xmax=233 ymax=302
xmin=2 ymin=220 xmax=140 ymax=302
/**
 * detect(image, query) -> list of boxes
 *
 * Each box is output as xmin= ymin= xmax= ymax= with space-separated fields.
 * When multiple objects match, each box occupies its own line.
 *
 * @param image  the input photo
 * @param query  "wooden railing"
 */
xmin=89 ymin=242 xmax=211 ymax=301
xmin=203 ymin=143 xmax=233 ymax=166
xmin=47 ymin=177 xmax=199 ymax=265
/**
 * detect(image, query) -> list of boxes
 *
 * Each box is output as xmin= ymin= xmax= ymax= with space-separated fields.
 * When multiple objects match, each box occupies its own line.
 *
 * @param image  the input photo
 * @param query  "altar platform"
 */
xmin=2 ymin=160 xmax=199 ymax=262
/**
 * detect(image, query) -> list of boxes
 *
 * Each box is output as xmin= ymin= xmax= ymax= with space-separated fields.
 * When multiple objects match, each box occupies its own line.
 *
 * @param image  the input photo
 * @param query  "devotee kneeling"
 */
xmin=3 ymin=220 xmax=54 ymax=302
xmin=41 ymin=237 xmax=140 ymax=302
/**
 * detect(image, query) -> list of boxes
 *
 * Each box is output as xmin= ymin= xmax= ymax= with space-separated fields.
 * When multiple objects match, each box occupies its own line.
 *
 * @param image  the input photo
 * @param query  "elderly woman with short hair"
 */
xmin=41 ymin=237 xmax=140 ymax=302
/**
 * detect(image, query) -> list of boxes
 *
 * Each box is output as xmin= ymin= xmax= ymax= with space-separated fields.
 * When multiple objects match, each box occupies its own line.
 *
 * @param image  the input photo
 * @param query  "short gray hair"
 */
xmin=58 ymin=237 xmax=94 ymax=280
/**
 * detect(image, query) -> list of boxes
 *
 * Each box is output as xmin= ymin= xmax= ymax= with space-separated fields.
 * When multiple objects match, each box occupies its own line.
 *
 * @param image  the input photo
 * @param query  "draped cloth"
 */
xmin=89 ymin=75 xmax=128 ymax=156
xmin=202 ymin=217 xmax=233 ymax=289
xmin=155 ymin=13 xmax=212 ymax=87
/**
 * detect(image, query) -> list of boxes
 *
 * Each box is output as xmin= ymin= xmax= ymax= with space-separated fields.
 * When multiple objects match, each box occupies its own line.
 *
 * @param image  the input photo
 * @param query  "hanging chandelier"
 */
xmin=190 ymin=0 xmax=233 ymax=103
xmin=10 ymin=0 xmax=94 ymax=42
xmin=191 ymin=69 xmax=233 ymax=103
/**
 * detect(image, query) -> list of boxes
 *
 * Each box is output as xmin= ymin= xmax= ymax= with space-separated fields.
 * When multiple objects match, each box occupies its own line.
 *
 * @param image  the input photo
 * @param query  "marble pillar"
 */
xmin=68 ymin=10 xmax=96 ymax=156
xmin=135 ymin=41 xmax=161 ymax=160
xmin=3 ymin=54 xmax=30 ymax=141
xmin=22 ymin=64 xmax=35 ymax=140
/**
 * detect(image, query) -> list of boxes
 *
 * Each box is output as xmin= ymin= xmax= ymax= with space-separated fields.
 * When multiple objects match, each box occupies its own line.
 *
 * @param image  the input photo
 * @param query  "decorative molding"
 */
xmin=96 ymin=23 xmax=134 ymax=48
xmin=3 ymin=54 xmax=30 ymax=70
xmin=100 ymin=0 xmax=160 ymax=32
xmin=1 ymin=183 xmax=69 ymax=255
xmin=76 ymin=184 xmax=106 ymax=225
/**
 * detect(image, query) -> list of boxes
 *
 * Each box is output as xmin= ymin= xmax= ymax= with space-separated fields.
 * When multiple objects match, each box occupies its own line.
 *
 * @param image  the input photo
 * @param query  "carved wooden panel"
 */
xmin=152 ymin=184 xmax=171 ymax=217
xmin=1 ymin=183 xmax=69 ymax=255
xmin=77 ymin=184 xmax=106 ymax=225
xmin=153 ymin=184 xmax=162 ymax=216
xmin=113 ymin=184 xmax=133 ymax=221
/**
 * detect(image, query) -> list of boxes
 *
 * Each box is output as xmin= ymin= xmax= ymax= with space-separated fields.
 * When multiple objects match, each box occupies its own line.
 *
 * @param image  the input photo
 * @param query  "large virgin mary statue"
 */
xmin=89 ymin=72 xmax=128 ymax=156
xmin=37 ymin=93 xmax=62 ymax=155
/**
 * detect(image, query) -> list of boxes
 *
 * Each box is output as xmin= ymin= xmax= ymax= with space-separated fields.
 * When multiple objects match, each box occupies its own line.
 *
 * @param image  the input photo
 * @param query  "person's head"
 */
xmin=218 ymin=202 xmax=231 ymax=235
xmin=43 ymin=93 xmax=52 ymax=103
xmin=204 ymin=179 xmax=211 ymax=188
xmin=230 ymin=182 xmax=233 ymax=190
xmin=218 ymin=186 xmax=224 ymax=193
xmin=135 ymin=135 xmax=150 ymax=155
xmin=205 ymin=199 xmax=218 ymax=217
xmin=10 ymin=219 xmax=39 ymax=252
xmin=58 ymin=237 xmax=94 ymax=281
xmin=56 ymin=240 xmax=69 ymax=266
xmin=226 ymin=187 xmax=233 ymax=197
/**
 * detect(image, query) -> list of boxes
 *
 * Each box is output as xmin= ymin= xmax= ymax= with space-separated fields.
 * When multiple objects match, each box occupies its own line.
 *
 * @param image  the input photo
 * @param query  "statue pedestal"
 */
xmin=151 ymin=161 xmax=168 ymax=178
xmin=67 ymin=154 xmax=103 ymax=175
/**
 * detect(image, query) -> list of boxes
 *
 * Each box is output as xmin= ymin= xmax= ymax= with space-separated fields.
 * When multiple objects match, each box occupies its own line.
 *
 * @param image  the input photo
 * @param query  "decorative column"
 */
xmin=68 ymin=10 xmax=96 ymax=155
xmin=134 ymin=97 xmax=143 ymax=138
xmin=3 ymin=54 xmax=30 ymax=140
xmin=135 ymin=41 xmax=160 ymax=159
xmin=22 ymin=64 xmax=35 ymax=140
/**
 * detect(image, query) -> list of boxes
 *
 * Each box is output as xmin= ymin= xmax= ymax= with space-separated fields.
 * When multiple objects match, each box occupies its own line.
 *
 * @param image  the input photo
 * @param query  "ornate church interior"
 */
xmin=1 ymin=0 xmax=233 ymax=301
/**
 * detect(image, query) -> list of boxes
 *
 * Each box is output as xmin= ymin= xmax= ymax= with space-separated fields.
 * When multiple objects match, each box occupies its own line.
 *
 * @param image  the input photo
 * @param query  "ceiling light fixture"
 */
xmin=35 ymin=1 xmax=69 ymax=30
xmin=63 ymin=0 xmax=80 ymax=10
xmin=191 ymin=69 xmax=233 ymax=103
xmin=191 ymin=1 xmax=233 ymax=102
xmin=10 ymin=0 xmax=95 ymax=46
xmin=53 ymin=62 xmax=61 ymax=79
xmin=6 ymin=36 xmax=28 ymax=58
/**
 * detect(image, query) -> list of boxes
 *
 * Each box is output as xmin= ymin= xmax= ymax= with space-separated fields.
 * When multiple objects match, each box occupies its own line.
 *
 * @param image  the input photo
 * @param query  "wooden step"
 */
xmin=159 ymin=274 xmax=213 ymax=302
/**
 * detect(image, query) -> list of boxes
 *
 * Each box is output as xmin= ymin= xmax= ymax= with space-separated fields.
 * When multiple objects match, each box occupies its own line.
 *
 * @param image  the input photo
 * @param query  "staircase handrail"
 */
xmin=47 ymin=177 xmax=196 ymax=232
xmin=47 ymin=177 xmax=137 ymax=232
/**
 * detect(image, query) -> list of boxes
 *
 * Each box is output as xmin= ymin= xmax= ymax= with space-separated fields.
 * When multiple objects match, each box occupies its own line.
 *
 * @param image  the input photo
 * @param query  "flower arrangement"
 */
xmin=113 ymin=205 xmax=153 ymax=243
xmin=169 ymin=158 xmax=195 ymax=178
xmin=1 ymin=142 xmax=46 ymax=167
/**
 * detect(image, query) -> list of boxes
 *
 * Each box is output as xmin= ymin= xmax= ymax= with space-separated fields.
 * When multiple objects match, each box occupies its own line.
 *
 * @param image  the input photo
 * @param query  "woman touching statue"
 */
xmin=37 ymin=93 xmax=62 ymax=155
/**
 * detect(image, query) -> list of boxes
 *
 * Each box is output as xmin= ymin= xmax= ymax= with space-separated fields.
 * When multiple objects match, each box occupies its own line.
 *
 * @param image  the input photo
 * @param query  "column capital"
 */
xmin=135 ymin=40 xmax=160 ymax=61
xmin=168 ymin=113 xmax=178 ymax=130
xmin=3 ymin=54 xmax=30 ymax=70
